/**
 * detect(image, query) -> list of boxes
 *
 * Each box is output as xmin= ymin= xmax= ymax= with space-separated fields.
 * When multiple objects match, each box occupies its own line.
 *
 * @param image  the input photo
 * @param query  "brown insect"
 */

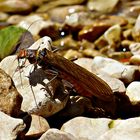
xmin=17 ymin=43 xmax=116 ymax=116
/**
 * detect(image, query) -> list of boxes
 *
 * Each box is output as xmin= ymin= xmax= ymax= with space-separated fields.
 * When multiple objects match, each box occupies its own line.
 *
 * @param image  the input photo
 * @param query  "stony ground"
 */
xmin=1 ymin=0 xmax=140 ymax=139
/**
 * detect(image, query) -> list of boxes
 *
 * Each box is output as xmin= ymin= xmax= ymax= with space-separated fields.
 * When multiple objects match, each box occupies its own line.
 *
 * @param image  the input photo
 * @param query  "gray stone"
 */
xmin=98 ymin=117 xmax=140 ymax=140
xmin=39 ymin=128 xmax=78 ymax=140
xmin=92 ymin=56 xmax=139 ymax=84
xmin=61 ymin=117 xmax=118 ymax=140
xmin=25 ymin=114 xmax=50 ymax=138
xmin=0 ymin=111 xmax=25 ymax=140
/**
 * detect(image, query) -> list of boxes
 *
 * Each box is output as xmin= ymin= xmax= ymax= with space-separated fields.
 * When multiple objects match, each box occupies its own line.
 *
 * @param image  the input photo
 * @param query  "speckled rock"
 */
xmin=0 ymin=111 xmax=25 ymax=140
xmin=0 ymin=68 xmax=22 ymax=117
xmin=39 ymin=128 xmax=78 ymax=140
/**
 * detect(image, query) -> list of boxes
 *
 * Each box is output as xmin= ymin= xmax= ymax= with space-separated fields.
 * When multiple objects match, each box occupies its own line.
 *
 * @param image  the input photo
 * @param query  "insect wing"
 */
xmin=41 ymin=50 xmax=114 ymax=102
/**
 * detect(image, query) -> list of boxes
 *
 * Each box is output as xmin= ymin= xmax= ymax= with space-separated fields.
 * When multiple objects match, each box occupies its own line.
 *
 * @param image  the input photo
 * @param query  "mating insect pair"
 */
xmin=16 ymin=36 xmax=116 ymax=116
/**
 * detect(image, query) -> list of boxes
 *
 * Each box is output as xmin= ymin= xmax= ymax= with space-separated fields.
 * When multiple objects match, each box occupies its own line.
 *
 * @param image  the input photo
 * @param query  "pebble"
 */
xmin=63 ymin=49 xmax=83 ymax=60
xmin=61 ymin=116 xmax=120 ymax=140
xmin=24 ymin=114 xmax=50 ymax=138
xmin=126 ymin=81 xmax=140 ymax=103
xmin=132 ymin=14 xmax=140 ymax=42
xmin=74 ymin=58 xmax=93 ymax=72
xmin=39 ymin=128 xmax=78 ymax=140
xmin=130 ymin=55 xmax=140 ymax=65
xmin=0 ymin=111 xmax=26 ymax=140
xmin=48 ymin=5 xmax=86 ymax=23
xmin=92 ymin=56 xmax=140 ymax=84
xmin=104 ymin=24 xmax=121 ymax=48
xmin=0 ymin=12 xmax=9 ymax=21
xmin=98 ymin=117 xmax=140 ymax=140
xmin=0 ymin=68 xmax=22 ymax=117
xmin=78 ymin=23 xmax=110 ymax=42
xmin=129 ymin=43 xmax=140 ymax=55
xmin=98 ymin=74 xmax=126 ymax=93
xmin=0 ymin=0 xmax=32 ymax=13
xmin=61 ymin=116 xmax=140 ymax=140
xmin=37 ymin=0 xmax=86 ymax=12
xmin=18 ymin=15 xmax=53 ymax=36
xmin=87 ymin=0 xmax=119 ymax=13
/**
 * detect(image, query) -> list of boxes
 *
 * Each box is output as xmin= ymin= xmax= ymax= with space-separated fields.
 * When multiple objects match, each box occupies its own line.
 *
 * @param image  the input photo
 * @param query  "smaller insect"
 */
xmin=16 ymin=36 xmax=53 ymax=68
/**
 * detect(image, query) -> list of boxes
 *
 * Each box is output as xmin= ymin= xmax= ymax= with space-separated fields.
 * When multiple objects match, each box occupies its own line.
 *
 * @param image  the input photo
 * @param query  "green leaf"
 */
xmin=0 ymin=25 xmax=26 ymax=60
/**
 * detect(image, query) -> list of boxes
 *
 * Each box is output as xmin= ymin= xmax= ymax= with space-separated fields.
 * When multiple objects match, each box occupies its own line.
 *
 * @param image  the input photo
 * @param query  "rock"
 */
xmin=104 ymin=24 xmax=121 ymax=48
xmin=64 ymin=49 xmax=83 ymax=60
xmin=78 ymin=23 xmax=110 ymax=42
xmin=37 ymin=0 xmax=86 ymax=12
xmin=0 ymin=111 xmax=25 ymax=140
xmin=65 ymin=12 xmax=92 ymax=26
xmin=0 ymin=55 xmax=69 ymax=117
xmin=0 ymin=68 xmax=22 ymax=117
xmin=18 ymin=15 xmax=53 ymax=36
xmin=82 ymin=48 xmax=102 ymax=58
xmin=0 ymin=12 xmax=9 ymax=21
xmin=0 ymin=0 xmax=32 ymax=13
xmin=39 ymin=23 xmax=63 ymax=41
xmin=92 ymin=56 xmax=140 ymax=84
xmin=126 ymin=81 xmax=140 ymax=104
xmin=24 ymin=114 xmax=50 ymax=138
xmin=121 ymin=40 xmax=134 ymax=49
xmin=122 ymin=29 xmax=132 ymax=40
xmin=87 ymin=0 xmax=119 ymax=13
xmin=7 ymin=15 xmax=24 ymax=24
xmin=98 ymin=74 xmax=126 ymax=93
xmin=74 ymin=58 xmax=126 ymax=93
xmin=61 ymin=117 xmax=120 ymax=140
xmin=53 ymin=35 xmax=78 ymax=50
xmin=129 ymin=43 xmax=140 ymax=55
xmin=95 ymin=15 xmax=128 ymax=26
xmin=74 ymin=58 xmax=93 ymax=72
xmin=108 ymin=52 xmax=132 ymax=61
xmin=132 ymin=14 xmax=140 ymax=42
xmin=130 ymin=55 xmax=140 ymax=65
xmin=39 ymin=128 xmax=78 ymax=140
xmin=48 ymin=5 xmax=86 ymax=23
xmin=98 ymin=117 xmax=140 ymax=140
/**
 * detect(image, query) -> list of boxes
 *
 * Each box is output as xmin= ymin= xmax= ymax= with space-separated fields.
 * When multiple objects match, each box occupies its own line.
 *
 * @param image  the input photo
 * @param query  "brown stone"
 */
xmin=0 ymin=68 xmax=22 ymax=117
